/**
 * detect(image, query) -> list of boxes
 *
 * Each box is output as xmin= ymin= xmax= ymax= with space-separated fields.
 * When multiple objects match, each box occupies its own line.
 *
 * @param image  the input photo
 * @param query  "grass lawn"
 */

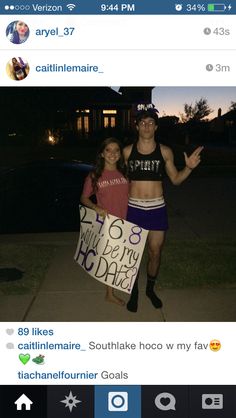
xmin=0 ymin=244 xmax=55 ymax=295
xmin=156 ymin=239 xmax=236 ymax=288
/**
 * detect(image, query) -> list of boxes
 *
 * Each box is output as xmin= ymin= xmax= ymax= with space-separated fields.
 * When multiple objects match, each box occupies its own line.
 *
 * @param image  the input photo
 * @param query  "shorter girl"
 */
xmin=81 ymin=137 xmax=129 ymax=306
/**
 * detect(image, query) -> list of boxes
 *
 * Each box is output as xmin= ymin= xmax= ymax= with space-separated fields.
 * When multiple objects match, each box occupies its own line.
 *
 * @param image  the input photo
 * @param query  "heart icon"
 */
xmin=160 ymin=397 xmax=171 ymax=406
xmin=6 ymin=328 xmax=14 ymax=335
xmin=19 ymin=353 xmax=30 ymax=365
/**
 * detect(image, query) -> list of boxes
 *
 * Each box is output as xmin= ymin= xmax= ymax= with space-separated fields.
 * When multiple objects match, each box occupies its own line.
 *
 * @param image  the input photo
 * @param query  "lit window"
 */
xmin=102 ymin=110 xmax=117 ymax=114
xmin=77 ymin=117 xmax=82 ymax=130
xmin=84 ymin=116 xmax=89 ymax=132
xmin=110 ymin=117 xmax=116 ymax=127
xmin=104 ymin=117 xmax=109 ymax=128
xmin=77 ymin=116 xmax=89 ymax=133
xmin=76 ymin=109 xmax=90 ymax=113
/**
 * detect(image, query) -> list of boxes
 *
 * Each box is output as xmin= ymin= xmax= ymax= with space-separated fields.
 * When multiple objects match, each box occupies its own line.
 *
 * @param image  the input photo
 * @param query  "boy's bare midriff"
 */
xmin=129 ymin=180 xmax=164 ymax=199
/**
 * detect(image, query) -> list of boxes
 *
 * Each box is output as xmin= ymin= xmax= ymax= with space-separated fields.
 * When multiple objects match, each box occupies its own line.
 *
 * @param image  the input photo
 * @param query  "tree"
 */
xmin=229 ymin=101 xmax=236 ymax=111
xmin=180 ymin=98 xmax=213 ymax=122
xmin=180 ymin=98 xmax=213 ymax=145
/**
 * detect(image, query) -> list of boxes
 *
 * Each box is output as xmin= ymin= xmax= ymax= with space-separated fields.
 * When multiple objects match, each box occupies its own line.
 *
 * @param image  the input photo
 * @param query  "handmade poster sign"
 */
xmin=74 ymin=205 xmax=148 ymax=294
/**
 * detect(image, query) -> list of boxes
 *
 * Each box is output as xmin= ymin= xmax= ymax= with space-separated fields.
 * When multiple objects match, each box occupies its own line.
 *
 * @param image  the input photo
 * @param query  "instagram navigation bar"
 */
xmin=1 ymin=385 xmax=236 ymax=417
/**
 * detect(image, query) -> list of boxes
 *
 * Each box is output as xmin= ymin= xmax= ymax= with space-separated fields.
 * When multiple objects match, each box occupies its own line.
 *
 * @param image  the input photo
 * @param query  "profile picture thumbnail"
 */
xmin=6 ymin=20 xmax=30 ymax=44
xmin=6 ymin=57 xmax=30 ymax=81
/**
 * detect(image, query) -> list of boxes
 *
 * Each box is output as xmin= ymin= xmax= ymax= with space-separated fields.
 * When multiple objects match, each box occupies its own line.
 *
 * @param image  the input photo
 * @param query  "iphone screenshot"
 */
xmin=0 ymin=0 xmax=236 ymax=416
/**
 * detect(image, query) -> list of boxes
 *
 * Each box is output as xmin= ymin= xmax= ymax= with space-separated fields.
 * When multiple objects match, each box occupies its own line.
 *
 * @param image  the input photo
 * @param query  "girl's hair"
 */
xmin=91 ymin=137 xmax=127 ymax=192
xmin=12 ymin=30 xmax=21 ymax=44
xmin=11 ymin=21 xmax=29 ymax=44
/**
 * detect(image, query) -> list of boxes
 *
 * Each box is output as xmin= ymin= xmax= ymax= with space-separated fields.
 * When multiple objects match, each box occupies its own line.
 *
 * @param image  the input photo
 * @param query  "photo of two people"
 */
xmin=0 ymin=86 xmax=235 ymax=322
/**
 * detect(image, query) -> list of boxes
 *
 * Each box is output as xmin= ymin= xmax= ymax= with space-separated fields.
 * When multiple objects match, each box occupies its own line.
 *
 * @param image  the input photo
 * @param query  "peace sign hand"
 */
xmin=184 ymin=146 xmax=204 ymax=170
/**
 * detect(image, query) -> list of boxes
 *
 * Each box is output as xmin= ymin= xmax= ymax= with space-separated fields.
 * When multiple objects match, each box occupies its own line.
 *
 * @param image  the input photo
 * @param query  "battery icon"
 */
xmin=208 ymin=3 xmax=226 ymax=11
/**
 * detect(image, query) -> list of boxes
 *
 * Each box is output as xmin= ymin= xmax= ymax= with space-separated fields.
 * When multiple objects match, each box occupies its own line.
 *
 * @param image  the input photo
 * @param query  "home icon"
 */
xmin=14 ymin=394 xmax=33 ymax=411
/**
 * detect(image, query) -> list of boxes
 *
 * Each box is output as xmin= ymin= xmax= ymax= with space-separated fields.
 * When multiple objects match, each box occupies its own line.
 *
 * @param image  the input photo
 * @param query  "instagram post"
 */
xmin=0 ymin=86 xmax=235 ymax=322
xmin=0 ymin=1 xmax=236 ymax=417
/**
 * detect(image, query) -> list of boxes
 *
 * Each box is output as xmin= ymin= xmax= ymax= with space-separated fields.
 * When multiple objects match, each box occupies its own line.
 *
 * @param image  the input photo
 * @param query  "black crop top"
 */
xmin=127 ymin=142 xmax=165 ymax=181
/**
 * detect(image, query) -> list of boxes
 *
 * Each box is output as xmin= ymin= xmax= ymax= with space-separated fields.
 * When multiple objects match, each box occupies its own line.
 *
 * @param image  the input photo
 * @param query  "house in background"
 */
xmin=210 ymin=107 xmax=236 ymax=144
xmin=56 ymin=86 xmax=154 ymax=137
xmin=0 ymin=86 xmax=154 ymax=144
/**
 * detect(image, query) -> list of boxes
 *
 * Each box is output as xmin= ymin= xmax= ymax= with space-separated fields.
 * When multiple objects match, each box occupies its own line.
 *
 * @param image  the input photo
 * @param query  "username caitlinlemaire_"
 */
xmin=35 ymin=63 xmax=99 ymax=72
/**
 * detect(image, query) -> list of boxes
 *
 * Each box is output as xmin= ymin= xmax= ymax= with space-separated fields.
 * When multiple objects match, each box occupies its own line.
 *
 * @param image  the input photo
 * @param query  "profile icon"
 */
xmin=6 ymin=57 xmax=30 ymax=81
xmin=6 ymin=20 xmax=30 ymax=44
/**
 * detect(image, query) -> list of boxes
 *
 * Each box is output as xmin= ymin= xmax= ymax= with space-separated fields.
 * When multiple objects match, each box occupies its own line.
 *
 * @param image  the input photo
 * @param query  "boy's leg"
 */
xmin=127 ymin=272 xmax=139 ymax=312
xmin=146 ymin=230 xmax=165 ymax=308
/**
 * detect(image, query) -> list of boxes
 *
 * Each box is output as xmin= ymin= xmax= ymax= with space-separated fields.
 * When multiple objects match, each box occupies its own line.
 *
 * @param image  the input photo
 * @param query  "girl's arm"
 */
xmin=80 ymin=194 xmax=107 ymax=219
xmin=81 ymin=174 xmax=108 ymax=218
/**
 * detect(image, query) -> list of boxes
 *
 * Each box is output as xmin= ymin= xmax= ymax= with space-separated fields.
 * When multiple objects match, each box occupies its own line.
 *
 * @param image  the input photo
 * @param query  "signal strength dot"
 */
xmin=66 ymin=3 xmax=76 ymax=11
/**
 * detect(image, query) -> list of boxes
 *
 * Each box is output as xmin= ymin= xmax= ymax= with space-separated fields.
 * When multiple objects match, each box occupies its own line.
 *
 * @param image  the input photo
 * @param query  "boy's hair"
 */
xmin=135 ymin=104 xmax=159 ymax=125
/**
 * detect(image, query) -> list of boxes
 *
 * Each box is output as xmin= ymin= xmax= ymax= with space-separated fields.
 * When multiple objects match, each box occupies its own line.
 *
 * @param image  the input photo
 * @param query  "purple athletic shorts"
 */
xmin=127 ymin=197 xmax=169 ymax=231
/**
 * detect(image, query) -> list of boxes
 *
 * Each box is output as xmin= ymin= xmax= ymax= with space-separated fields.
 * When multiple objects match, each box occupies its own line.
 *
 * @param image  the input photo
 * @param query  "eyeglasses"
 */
xmin=139 ymin=120 xmax=155 ymax=127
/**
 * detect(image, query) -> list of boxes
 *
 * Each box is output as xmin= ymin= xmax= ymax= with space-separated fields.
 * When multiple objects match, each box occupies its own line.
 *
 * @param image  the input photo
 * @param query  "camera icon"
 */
xmin=108 ymin=392 xmax=128 ymax=412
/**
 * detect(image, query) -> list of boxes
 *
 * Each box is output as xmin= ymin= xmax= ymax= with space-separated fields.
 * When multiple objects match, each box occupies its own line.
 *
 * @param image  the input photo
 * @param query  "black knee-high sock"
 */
xmin=146 ymin=274 xmax=162 ymax=309
xmin=127 ymin=275 xmax=139 ymax=312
